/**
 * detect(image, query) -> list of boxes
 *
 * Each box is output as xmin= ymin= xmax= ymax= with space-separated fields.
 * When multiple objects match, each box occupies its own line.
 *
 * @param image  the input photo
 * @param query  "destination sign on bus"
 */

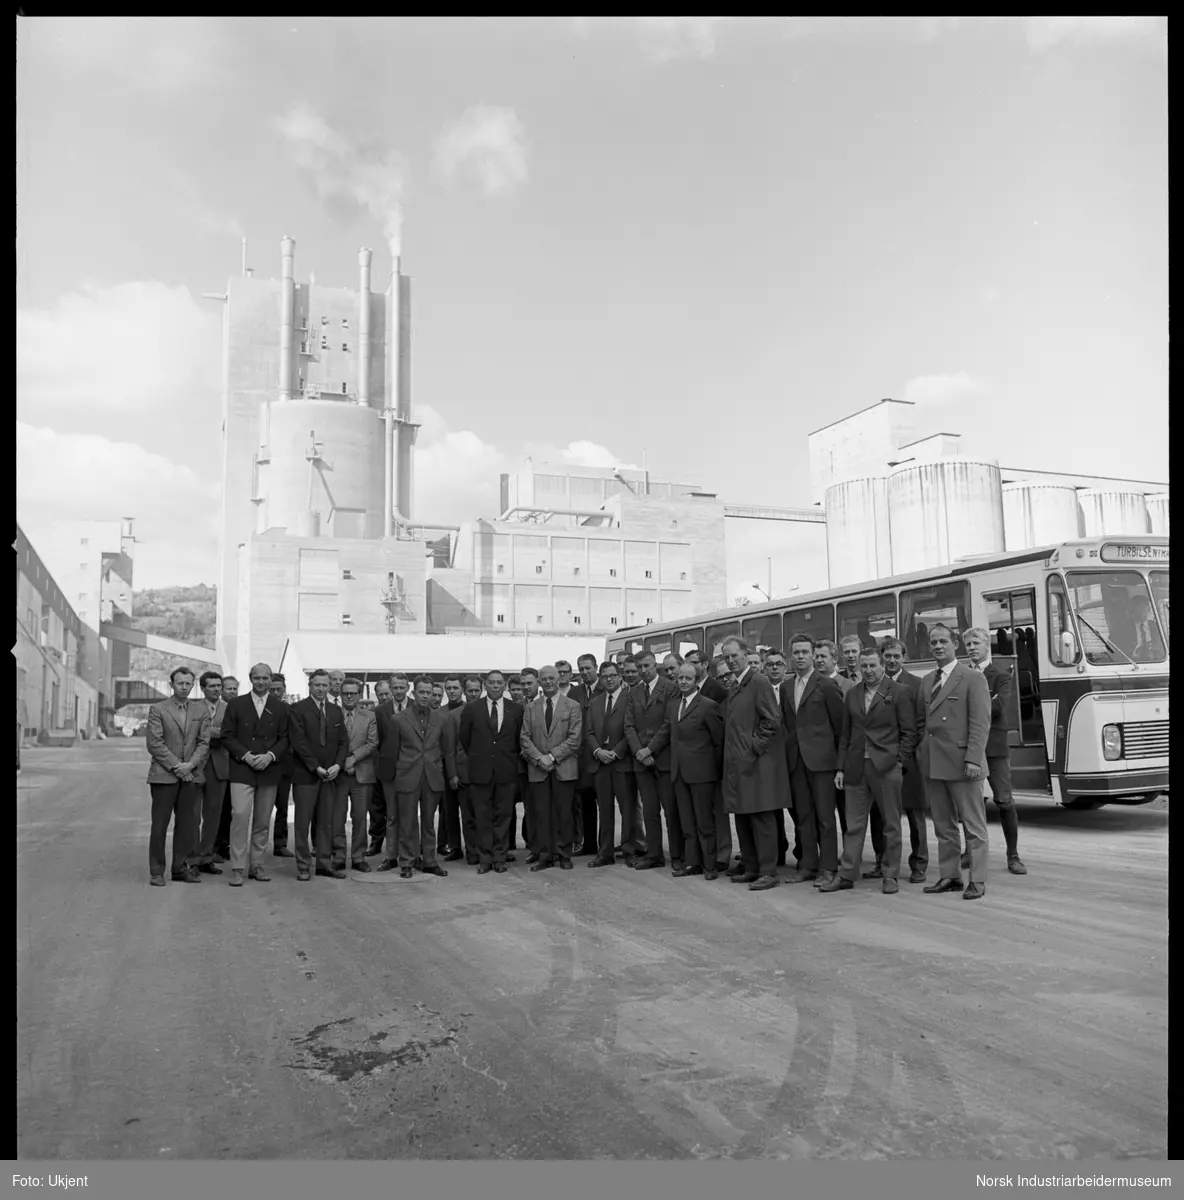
xmin=1100 ymin=543 xmax=1169 ymax=563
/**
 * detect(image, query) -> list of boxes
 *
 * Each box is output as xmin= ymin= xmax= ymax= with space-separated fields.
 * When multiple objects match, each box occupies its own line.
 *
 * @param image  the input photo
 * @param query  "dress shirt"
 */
xmin=251 ymin=690 xmax=268 ymax=718
xmin=793 ymin=668 xmax=813 ymax=710
xmin=487 ymin=696 xmax=503 ymax=732
xmin=646 ymin=675 xmax=659 ymax=698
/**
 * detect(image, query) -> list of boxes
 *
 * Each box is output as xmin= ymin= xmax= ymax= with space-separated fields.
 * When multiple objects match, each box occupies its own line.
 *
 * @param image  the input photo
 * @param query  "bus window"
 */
xmin=741 ymin=612 xmax=782 ymax=656
xmin=1047 ymin=575 xmax=1080 ymax=665
xmin=836 ymin=593 xmax=896 ymax=652
xmin=985 ymin=587 xmax=1042 ymax=744
xmin=623 ymin=637 xmax=646 ymax=657
xmin=673 ymin=627 xmax=705 ymax=657
xmin=1150 ymin=570 xmax=1169 ymax=645
xmin=1063 ymin=571 xmax=1166 ymax=664
xmin=705 ymin=621 xmax=740 ymax=657
xmin=899 ymin=580 xmax=970 ymax=659
xmin=783 ymin=604 xmax=834 ymax=648
xmin=644 ymin=634 xmax=673 ymax=657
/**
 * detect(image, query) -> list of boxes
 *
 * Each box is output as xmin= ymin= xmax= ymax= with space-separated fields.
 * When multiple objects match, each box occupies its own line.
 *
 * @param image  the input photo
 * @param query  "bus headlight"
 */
xmin=1101 ymin=725 xmax=1123 ymax=761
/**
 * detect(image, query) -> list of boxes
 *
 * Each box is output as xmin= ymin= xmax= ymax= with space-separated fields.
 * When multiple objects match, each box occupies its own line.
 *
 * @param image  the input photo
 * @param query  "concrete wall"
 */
xmin=808 ymin=399 xmax=919 ymax=505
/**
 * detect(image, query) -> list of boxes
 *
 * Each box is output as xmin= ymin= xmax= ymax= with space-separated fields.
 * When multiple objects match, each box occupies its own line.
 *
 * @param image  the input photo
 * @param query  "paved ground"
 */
xmin=17 ymin=741 xmax=1168 ymax=1160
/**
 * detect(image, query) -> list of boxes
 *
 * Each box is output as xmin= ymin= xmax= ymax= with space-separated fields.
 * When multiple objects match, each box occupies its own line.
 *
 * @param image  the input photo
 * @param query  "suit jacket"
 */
xmin=380 ymin=705 xmax=447 ymax=793
xmin=583 ymin=687 xmax=633 ymax=776
xmin=220 ymin=692 xmax=290 ymax=785
xmin=917 ymin=661 xmax=991 ymax=781
xmin=287 ymin=697 xmax=349 ymax=785
xmin=520 ymin=693 xmax=583 ymax=783
xmin=837 ymin=678 xmax=917 ymax=784
xmin=721 ymin=668 xmax=788 ymax=814
xmin=655 ymin=691 xmax=723 ymax=785
xmin=699 ymin=677 xmax=729 ymax=704
xmin=624 ymin=677 xmax=681 ymax=771
xmin=886 ymin=669 xmax=926 ymax=810
xmin=829 ymin=672 xmax=855 ymax=695
xmin=203 ymin=697 xmax=229 ymax=781
xmin=442 ymin=706 xmax=470 ymax=787
xmin=781 ymin=671 xmax=845 ymax=773
xmin=146 ymin=699 xmax=212 ymax=785
xmin=459 ymin=697 xmax=525 ymax=787
xmin=980 ymin=661 xmax=1014 ymax=759
xmin=340 ymin=706 xmax=379 ymax=785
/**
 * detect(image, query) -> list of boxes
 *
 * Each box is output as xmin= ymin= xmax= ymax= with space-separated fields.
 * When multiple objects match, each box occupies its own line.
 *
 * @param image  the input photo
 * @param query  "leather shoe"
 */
xmin=477 ymin=863 xmax=492 ymax=875
xmin=785 ymin=868 xmax=818 ymax=884
xmin=559 ymin=858 xmax=573 ymax=870
xmin=748 ymin=874 xmax=780 ymax=891
xmin=273 ymin=847 xmax=295 ymax=858
xmin=366 ymin=844 xmax=384 ymax=857
xmin=316 ymin=867 xmax=347 ymax=879
xmin=466 ymin=854 xmax=481 ymax=866
xmin=297 ymin=869 xmax=311 ymax=881
xmin=352 ymin=861 xmax=372 ymax=873
xmin=924 ymin=878 xmax=965 ymax=894
xmin=376 ymin=860 xmax=400 ymax=872
xmin=228 ymin=870 xmax=245 ymax=887
xmin=730 ymin=872 xmax=758 ymax=884
xmin=633 ymin=857 xmax=664 ymax=871
xmin=703 ymin=870 xmax=719 ymax=881
xmin=725 ymin=862 xmax=748 ymax=878
xmin=198 ymin=862 xmax=223 ymax=875
xmin=172 ymin=869 xmax=201 ymax=883
xmin=530 ymin=859 xmax=553 ymax=872
xmin=818 ymin=877 xmax=853 ymax=893
xmin=422 ymin=864 xmax=448 ymax=877
xmin=212 ymin=852 xmax=228 ymax=864
xmin=1007 ymin=856 xmax=1028 ymax=875
xmin=963 ymin=882 xmax=986 ymax=900
xmin=862 ymin=863 xmax=883 ymax=879
xmin=400 ymin=866 xmax=413 ymax=879
xmin=526 ymin=852 xmax=540 ymax=865
xmin=575 ymin=846 xmax=596 ymax=857
xmin=493 ymin=863 xmax=507 ymax=873
xmin=589 ymin=856 xmax=614 ymax=867
xmin=882 ymin=877 xmax=899 ymax=894
xmin=445 ymin=849 xmax=465 ymax=862
xmin=672 ymin=864 xmax=703 ymax=878
xmin=908 ymin=870 xmax=927 ymax=884
xmin=250 ymin=867 xmax=271 ymax=882
xmin=149 ymin=876 xmax=166 ymax=887
xmin=813 ymin=870 xmax=837 ymax=888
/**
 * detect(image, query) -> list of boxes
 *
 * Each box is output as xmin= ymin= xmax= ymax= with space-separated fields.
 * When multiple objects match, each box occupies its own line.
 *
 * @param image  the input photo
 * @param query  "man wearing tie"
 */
xmin=191 ymin=670 xmax=229 ymax=876
xmin=584 ymin=660 xmax=641 ymax=867
xmin=881 ymin=638 xmax=929 ymax=883
xmin=287 ymin=668 xmax=349 ymax=882
xmin=919 ymin=625 xmax=992 ymax=900
xmin=685 ymin=648 xmax=729 ymax=704
xmin=444 ymin=676 xmax=485 ymax=864
xmin=624 ymin=650 xmax=682 ymax=871
xmin=459 ymin=669 xmax=525 ymax=873
xmin=334 ymin=678 xmax=379 ymax=872
xmin=569 ymin=654 xmax=603 ymax=856
xmin=520 ymin=665 xmax=583 ymax=871
xmin=211 ymin=674 xmax=238 ymax=863
xmin=839 ymin=635 xmax=863 ymax=684
xmin=517 ymin=667 xmax=541 ymax=860
xmin=686 ymin=647 xmax=732 ymax=869
xmin=268 ymin=673 xmax=296 ymax=860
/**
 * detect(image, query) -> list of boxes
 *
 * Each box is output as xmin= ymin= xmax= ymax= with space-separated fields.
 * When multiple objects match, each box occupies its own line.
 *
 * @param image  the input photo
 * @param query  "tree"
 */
xmin=732 ymin=595 xmax=752 ymax=608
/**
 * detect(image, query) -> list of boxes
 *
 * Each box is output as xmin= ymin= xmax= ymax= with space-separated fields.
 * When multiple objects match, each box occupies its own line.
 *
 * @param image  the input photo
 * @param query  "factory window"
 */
xmin=644 ymin=570 xmax=653 ymax=579
xmin=321 ymin=337 xmax=329 ymax=350
xmin=497 ymin=565 xmax=504 ymax=575
xmin=342 ymin=342 xmax=349 ymax=352
xmin=496 ymin=614 xmax=505 ymax=624
xmin=341 ymin=382 xmax=348 ymax=394
xmin=573 ymin=616 xmax=582 ymax=625
xmin=535 ymin=566 xmax=543 ymax=575
xmin=536 ymin=616 xmax=544 ymax=624
xmin=342 ymin=569 xmax=353 ymax=580
xmin=342 ymin=318 xmax=349 ymax=328
xmin=300 ymin=340 xmax=309 ymax=354
xmin=610 ymin=616 xmax=618 ymax=626
xmin=573 ymin=567 xmax=580 ymax=576
xmin=321 ymin=316 xmax=329 ymax=326
xmin=80 ymin=538 xmax=88 ymax=546
xmin=609 ymin=568 xmax=617 ymax=578
xmin=341 ymin=614 xmax=352 ymax=626
xmin=679 ymin=572 xmax=687 ymax=581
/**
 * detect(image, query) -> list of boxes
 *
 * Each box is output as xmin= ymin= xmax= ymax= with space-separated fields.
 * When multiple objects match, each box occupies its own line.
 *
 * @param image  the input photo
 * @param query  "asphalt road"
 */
xmin=17 ymin=741 xmax=1168 ymax=1161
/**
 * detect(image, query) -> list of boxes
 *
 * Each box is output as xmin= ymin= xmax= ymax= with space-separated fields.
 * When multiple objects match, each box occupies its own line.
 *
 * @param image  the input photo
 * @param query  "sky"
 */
xmin=16 ymin=16 xmax=1168 ymax=601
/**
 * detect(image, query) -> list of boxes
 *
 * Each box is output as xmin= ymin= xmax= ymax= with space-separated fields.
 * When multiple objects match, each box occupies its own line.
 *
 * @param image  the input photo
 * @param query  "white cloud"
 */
xmin=558 ymin=441 xmax=641 ymax=471
xmin=17 ymin=281 xmax=222 ymax=410
xmin=16 ymin=423 xmax=220 ymax=590
xmin=432 ymin=105 xmax=530 ymax=199
xmin=414 ymin=405 xmax=509 ymax=524
xmin=902 ymin=372 xmax=990 ymax=409
xmin=1020 ymin=16 xmax=1166 ymax=52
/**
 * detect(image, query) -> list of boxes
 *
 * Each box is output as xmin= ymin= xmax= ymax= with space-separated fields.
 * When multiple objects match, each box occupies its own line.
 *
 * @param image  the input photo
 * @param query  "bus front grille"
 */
xmin=1121 ymin=720 xmax=1169 ymax=760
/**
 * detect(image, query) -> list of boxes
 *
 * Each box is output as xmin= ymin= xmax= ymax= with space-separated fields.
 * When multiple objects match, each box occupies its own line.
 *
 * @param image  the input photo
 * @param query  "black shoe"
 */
xmin=1007 ymin=855 xmax=1028 ymax=875
xmin=477 ymin=863 xmax=492 ymax=875
xmin=352 ymin=861 xmax=372 ymax=872
xmin=963 ymin=882 xmax=986 ymax=900
xmin=559 ymin=858 xmax=573 ymax=870
xmin=813 ymin=870 xmax=837 ymax=888
xmin=526 ymin=852 xmax=540 ymax=865
xmin=422 ymin=864 xmax=448 ymax=877
xmin=785 ymin=868 xmax=819 ymax=884
xmin=172 ymin=870 xmax=201 ymax=883
xmin=197 ymin=862 xmax=223 ymax=875
xmin=703 ymin=870 xmax=719 ymax=881
xmin=749 ymin=874 xmax=780 ymax=891
xmin=530 ymin=859 xmax=553 ymax=872
xmin=908 ymin=870 xmax=927 ymax=884
xmin=730 ymin=871 xmax=758 ymax=884
xmin=589 ymin=856 xmax=614 ymax=867
xmin=818 ymin=877 xmax=854 ymax=893
xmin=725 ymin=863 xmax=748 ymax=878
xmin=672 ymin=864 xmax=703 ymax=878
xmin=413 ymin=857 xmax=425 ymax=871
xmin=493 ymin=863 xmax=508 ymax=873
xmin=315 ymin=867 xmax=347 ymax=879
xmin=445 ymin=849 xmax=465 ymax=862
xmin=924 ymin=878 xmax=965 ymax=894
xmin=466 ymin=854 xmax=481 ymax=866
xmin=376 ymin=860 xmax=400 ymax=872
xmin=862 ymin=863 xmax=883 ymax=879
xmin=400 ymin=866 xmax=413 ymax=879
xmin=366 ymin=843 xmax=384 ymax=857
xmin=273 ymin=847 xmax=295 ymax=858
xmin=634 ymin=857 xmax=665 ymax=871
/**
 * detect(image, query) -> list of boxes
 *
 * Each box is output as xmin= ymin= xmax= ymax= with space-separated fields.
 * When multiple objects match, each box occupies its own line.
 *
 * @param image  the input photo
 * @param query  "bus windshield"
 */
xmin=1065 ymin=571 xmax=1167 ymax=665
xmin=1150 ymin=570 xmax=1169 ymax=647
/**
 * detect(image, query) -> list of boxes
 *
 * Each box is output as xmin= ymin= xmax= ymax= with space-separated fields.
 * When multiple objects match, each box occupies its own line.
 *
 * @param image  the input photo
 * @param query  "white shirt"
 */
xmin=557 ymin=683 xmax=571 ymax=697
xmin=971 ymin=654 xmax=992 ymax=672
xmin=678 ymin=692 xmax=695 ymax=719
xmin=932 ymin=662 xmax=955 ymax=692
xmin=252 ymin=690 xmax=268 ymax=718
xmin=793 ymin=668 xmax=814 ymax=710
xmin=734 ymin=666 xmax=751 ymax=688
xmin=646 ymin=675 xmax=659 ymax=697
xmin=487 ymin=696 xmax=503 ymax=730
xmin=603 ymin=686 xmax=621 ymax=715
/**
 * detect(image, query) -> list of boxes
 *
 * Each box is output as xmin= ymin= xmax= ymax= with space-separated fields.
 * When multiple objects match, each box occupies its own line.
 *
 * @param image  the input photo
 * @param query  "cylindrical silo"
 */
xmin=824 ymin=476 xmax=892 ymax=587
xmin=1078 ymin=489 xmax=1150 ymax=538
xmin=266 ymin=400 xmax=385 ymax=539
xmin=1146 ymin=492 xmax=1169 ymax=536
xmin=1002 ymin=482 xmax=1083 ymax=551
xmin=888 ymin=458 xmax=1005 ymax=575
xmin=357 ymin=248 xmax=373 ymax=408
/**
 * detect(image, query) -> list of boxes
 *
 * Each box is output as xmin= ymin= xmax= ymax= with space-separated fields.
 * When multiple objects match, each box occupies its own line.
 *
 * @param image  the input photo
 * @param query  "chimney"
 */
xmin=241 ymin=237 xmax=249 ymax=277
xmin=278 ymin=236 xmax=295 ymax=403
xmin=357 ymin=248 xmax=372 ymax=408
xmin=384 ymin=251 xmax=401 ymax=537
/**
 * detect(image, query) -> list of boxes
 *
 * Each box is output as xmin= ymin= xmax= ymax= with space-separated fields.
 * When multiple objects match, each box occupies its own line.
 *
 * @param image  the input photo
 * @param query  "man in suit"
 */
xmin=327 ymin=669 xmax=346 ymax=705
xmin=654 ymin=662 xmax=724 ymax=879
xmin=437 ymin=674 xmax=467 ymax=860
xmin=839 ymin=635 xmax=863 ymax=684
xmin=145 ymin=666 xmax=212 ymax=886
xmin=620 ymin=657 xmax=641 ymax=689
xmin=719 ymin=637 xmax=787 ymax=891
xmin=822 ymin=646 xmax=917 ymax=894
xmin=377 ymin=676 xmax=450 ymax=879
xmin=268 ymin=674 xmax=296 ymax=859
xmin=220 ymin=662 xmax=291 ymax=886
xmin=881 ymin=638 xmax=929 ymax=883
xmin=555 ymin=659 xmax=587 ymax=851
xmin=517 ymin=667 xmax=541 ymax=859
xmin=569 ymin=653 xmax=602 ymax=855
xmin=444 ymin=676 xmax=485 ymax=864
xmin=762 ymin=648 xmax=797 ymax=870
xmin=685 ymin=648 xmax=729 ymax=703
xmin=333 ymin=677 xmax=379 ymax=872
xmin=963 ymin=627 xmax=1027 ymax=876
xmin=584 ymin=659 xmax=642 ymax=867
xmin=191 ymin=670 xmax=229 ymax=875
xmin=686 ymin=647 xmax=731 ymax=868
xmin=918 ymin=624 xmax=992 ymax=900
xmin=815 ymin=639 xmax=854 ymax=843
xmin=459 ymin=669 xmax=524 ymax=873
xmin=782 ymin=632 xmax=846 ymax=887
xmin=624 ymin=650 xmax=682 ymax=870
xmin=287 ymin=668 xmax=349 ymax=882
xmin=521 ymin=664 xmax=583 ymax=871
xmin=211 ymin=675 xmax=238 ymax=862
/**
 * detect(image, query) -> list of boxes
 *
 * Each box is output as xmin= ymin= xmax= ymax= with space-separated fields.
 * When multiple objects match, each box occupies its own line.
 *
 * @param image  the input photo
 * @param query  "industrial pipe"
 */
xmin=384 ymin=256 xmax=401 ymax=538
xmin=278 ymin=236 xmax=296 ymax=403
xmin=357 ymin=248 xmax=372 ymax=408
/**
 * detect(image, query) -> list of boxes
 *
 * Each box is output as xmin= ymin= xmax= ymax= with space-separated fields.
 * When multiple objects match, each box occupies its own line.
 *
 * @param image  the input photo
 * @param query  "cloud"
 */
xmin=1019 ymin=16 xmax=1166 ymax=52
xmin=902 ymin=372 xmax=990 ymax=409
xmin=572 ymin=17 xmax=735 ymax=61
xmin=17 ymin=281 xmax=222 ymax=411
xmin=16 ymin=423 xmax=220 ymax=590
xmin=164 ymin=167 xmax=245 ymax=240
xmin=432 ymin=105 xmax=530 ymax=199
xmin=275 ymin=104 xmax=408 ymax=253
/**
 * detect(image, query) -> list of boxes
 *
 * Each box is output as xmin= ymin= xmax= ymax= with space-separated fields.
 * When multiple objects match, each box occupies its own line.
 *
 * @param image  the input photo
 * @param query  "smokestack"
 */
xmin=241 ymin=238 xmax=248 ymax=277
xmin=384 ymin=250 xmax=401 ymax=537
xmin=279 ymin=236 xmax=296 ymax=403
xmin=357 ymin=248 xmax=372 ymax=408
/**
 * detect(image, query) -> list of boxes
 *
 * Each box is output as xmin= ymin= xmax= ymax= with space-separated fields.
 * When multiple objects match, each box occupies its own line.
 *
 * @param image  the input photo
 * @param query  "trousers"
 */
xmin=227 ymin=780 xmax=277 ymax=874
xmin=838 ymin=764 xmax=903 ymax=882
xmin=148 ymin=781 xmax=200 ymax=877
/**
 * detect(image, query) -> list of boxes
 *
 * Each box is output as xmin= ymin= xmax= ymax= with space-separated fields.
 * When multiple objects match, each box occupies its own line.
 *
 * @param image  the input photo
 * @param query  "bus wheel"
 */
xmin=1063 ymin=797 xmax=1106 ymax=811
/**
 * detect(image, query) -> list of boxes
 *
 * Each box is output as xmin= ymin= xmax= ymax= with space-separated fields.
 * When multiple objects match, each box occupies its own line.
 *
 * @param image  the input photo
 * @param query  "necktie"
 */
xmin=345 ymin=710 xmax=354 ymax=737
xmin=318 ymin=703 xmax=326 ymax=747
xmin=679 ymin=698 xmax=688 ymax=721
xmin=545 ymin=697 xmax=553 ymax=733
xmin=178 ymin=702 xmax=187 ymax=735
xmin=605 ymin=692 xmax=613 ymax=717
xmin=489 ymin=700 xmax=498 ymax=733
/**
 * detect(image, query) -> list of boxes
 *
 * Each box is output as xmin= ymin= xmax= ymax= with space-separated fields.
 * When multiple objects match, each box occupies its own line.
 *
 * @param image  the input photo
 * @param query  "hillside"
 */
xmin=129 ymin=584 xmax=221 ymax=680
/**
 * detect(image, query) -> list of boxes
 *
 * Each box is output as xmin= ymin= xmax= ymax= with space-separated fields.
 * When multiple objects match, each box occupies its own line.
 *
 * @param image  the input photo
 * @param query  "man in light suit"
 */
xmin=287 ymin=668 xmax=349 ymax=882
xmin=584 ymin=659 xmax=642 ymax=867
xmin=191 ymin=670 xmax=229 ymax=875
xmin=145 ymin=666 xmax=212 ymax=886
xmin=918 ymin=624 xmax=992 ymax=900
xmin=624 ymin=650 xmax=682 ymax=871
xmin=444 ymin=676 xmax=486 ymax=864
xmin=333 ymin=677 xmax=379 ymax=872
xmin=520 ymin=664 xmax=583 ymax=871
xmin=218 ymin=662 xmax=290 ymax=887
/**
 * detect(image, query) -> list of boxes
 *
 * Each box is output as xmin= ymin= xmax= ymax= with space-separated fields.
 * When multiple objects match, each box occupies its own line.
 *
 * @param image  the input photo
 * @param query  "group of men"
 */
xmin=144 ymin=628 xmax=1026 ymax=899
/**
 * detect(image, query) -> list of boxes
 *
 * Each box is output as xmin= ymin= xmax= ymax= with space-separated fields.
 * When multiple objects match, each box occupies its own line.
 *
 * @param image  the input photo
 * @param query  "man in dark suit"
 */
xmin=964 ymin=627 xmax=1027 ymax=875
xmin=287 ymin=668 xmax=349 ymax=882
xmin=436 ymin=675 xmax=467 ymax=860
xmin=444 ymin=676 xmax=485 ymax=864
xmin=686 ymin=647 xmax=731 ymax=868
xmin=719 ymin=637 xmax=787 ymax=891
xmin=569 ymin=653 xmax=602 ymax=855
xmin=584 ymin=659 xmax=641 ymax=867
xmin=191 ymin=670 xmax=229 ymax=875
xmin=762 ymin=648 xmax=797 ymax=869
xmin=822 ymin=646 xmax=917 ymax=894
xmin=370 ymin=672 xmax=413 ymax=856
xmin=377 ymin=676 xmax=450 ymax=879
xmin=686 ymin=648 xmax=729 ymax=703
xmin=839 ymin=635 xmax=863 ymax=684
xmin=782 ymin=632 xmax=845 ymax=887
xmin=918 ymin=624 xmax=992 ymax=900
xmin=653 ymin=662 xmax=724 ymax=879
xmin=881 ymin=638 xmax=929 ymax=882
xmin=459 ymin=669 xmax=524 ymax=872
xmin=211 ymin=674 xmax=238 ymax=862
xmin=517 ymin=667 xmax=541 ymax=859
xmin=267 ymin=673 xmax=296 ymax=859
xmin=220 ymin=662 xmax=291 ymax=886
xmin=521 ymin=665 xmax=583 ymax=871
xmin=624 ymin=650 xmax=682 ymax=870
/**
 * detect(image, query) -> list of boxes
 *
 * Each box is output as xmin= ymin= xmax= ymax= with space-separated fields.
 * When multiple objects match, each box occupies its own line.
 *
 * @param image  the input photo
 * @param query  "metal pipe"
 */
xmin=395 ymin=273 xmax=413 ymax=520
xmin=279 ymin=236 xmax=295 ymax=403
xmin=357 ymin=248 xmax=372 ymax=408
xmin=384 ymin=257 xmax=401 ymax=537
xmin=241 ymin=237 xmax=248 ymax=277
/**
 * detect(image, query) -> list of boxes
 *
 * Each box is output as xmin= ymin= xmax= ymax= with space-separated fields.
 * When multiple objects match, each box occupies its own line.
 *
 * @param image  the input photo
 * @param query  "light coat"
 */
xmin=145 ymin=698 xmax=212 ymax=785
xmin=721 ymin=668 xmax=789 ymax=815
xmin=520 ymin=693 xmax=583 ymax=783
xmin=916 ymin=661 xmax=991 ymax=781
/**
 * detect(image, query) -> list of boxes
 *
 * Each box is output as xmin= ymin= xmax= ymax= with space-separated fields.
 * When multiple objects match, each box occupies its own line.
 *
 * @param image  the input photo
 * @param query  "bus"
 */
xmin=606 ymin=535 xmax=1169 ymax=811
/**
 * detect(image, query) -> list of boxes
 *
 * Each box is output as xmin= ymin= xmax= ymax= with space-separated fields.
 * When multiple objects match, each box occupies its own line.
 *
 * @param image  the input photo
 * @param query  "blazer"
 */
xmin=203 ymin=697 xmax=229 ymax=781
xmin=442 ymin=706 xmax=470 ymax=787
xmin=653 ymin=691 xmax=723 ymax=785
xmin=221 ymin=692 xmax=291 ymax=785
xmin=885 ymin=669 xmax=926 ymax=810
xmin=583 ymin=687 xmax=634 ymax=776
xmin=917 ymin=661 xmax=991 ymax=781
xmin=980 ymin=661 xmax=1014 ymax=759
xmin=459 ymin=697 xmax=525 ymax=787
xmin=836 ymin=678 xmax=918 ymax=784
xmin=287 ymin=697 xmax=349 ymax=785
xmin=378 ymin=705 xmax=447 ymax=793
xmin=699 ymin=677 xmax=729 ymax=704
xmin=624 ymin=677 xmax=681 ymax=771
xmin=340 ymin=706 xmax=379 ymax=785
xmin=520 ymin=693 xmax=583 ymax=783
xmin=145 ymin=699 xmax=212 ymax=786
xmin=780 ymin=671 xmax=845 ymax=773
xmin=828 ymin=672 xmax=855 ymax=695
xmin=721 ymin=669 xmax=788 ymax=815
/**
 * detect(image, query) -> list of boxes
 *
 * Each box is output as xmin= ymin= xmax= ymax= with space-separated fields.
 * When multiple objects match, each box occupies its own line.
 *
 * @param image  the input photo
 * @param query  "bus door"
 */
xmin=984 ymin=587 xmax=1050 ymax=792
